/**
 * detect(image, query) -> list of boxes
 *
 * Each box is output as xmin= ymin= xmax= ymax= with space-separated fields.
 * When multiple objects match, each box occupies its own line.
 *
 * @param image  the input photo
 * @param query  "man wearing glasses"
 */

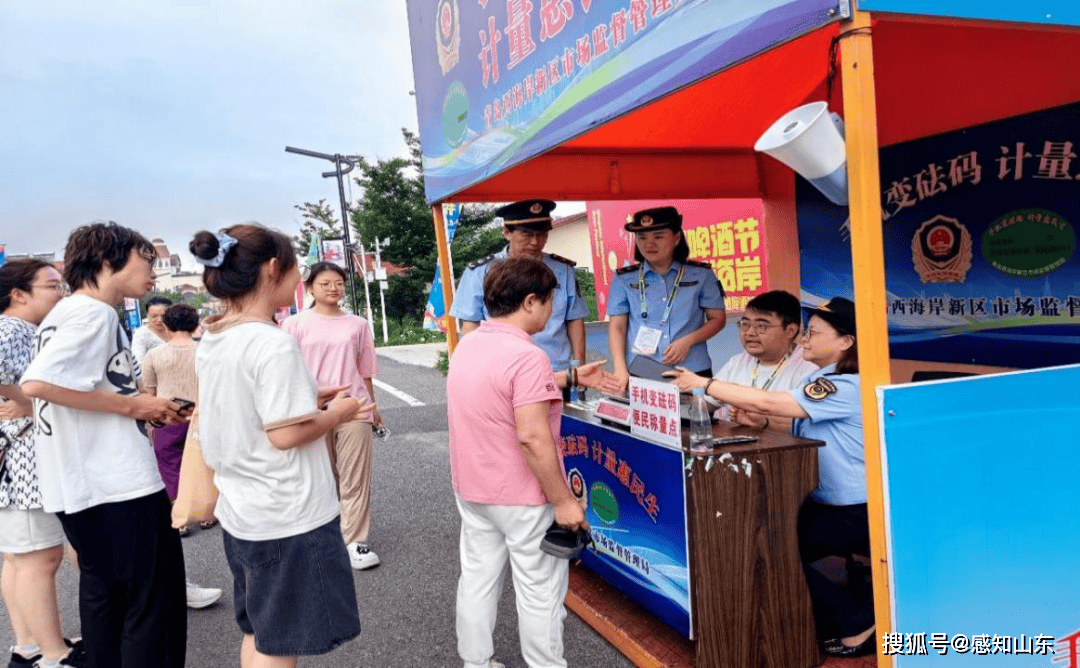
xmin=711 ymin=290 xmax=819 ymax=421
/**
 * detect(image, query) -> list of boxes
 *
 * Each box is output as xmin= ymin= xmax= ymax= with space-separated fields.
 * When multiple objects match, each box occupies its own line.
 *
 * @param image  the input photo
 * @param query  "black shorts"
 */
xmin=223 ymin=516 xmax=361 ymax=656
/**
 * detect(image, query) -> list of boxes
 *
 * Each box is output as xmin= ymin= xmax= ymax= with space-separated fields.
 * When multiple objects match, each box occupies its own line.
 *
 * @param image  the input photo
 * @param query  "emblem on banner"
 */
xmin=435 ymin=0 xmax=460 ymax=75
xmin=912 ymin=215 xmax=972 ymax=284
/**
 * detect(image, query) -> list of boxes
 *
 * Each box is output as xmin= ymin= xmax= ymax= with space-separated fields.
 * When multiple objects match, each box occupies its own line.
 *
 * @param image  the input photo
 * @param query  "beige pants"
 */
xmin=325 ymin=419 xmax=373 ymax=544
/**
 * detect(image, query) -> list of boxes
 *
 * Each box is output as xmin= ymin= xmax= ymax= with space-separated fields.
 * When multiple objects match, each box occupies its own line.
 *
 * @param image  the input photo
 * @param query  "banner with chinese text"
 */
xmin=560 ymin=414 xmax=692 ymax=638
xmin=406 ymin=0 xmax=841 ymax=203
xmin=798 ymin=100 xmax=1080 ymax=368
xmin=628 ymin=377 xmax=680 ymax=447
xmin=424 ymin=203 xmax=462 ymax=332
xmin=587 ymin=198 xmax=767 ymax=319
xmin=880 ymin=366 xmax=1080 ymax=665
xmin=859 ymin=0 xmax=1080 ymax=27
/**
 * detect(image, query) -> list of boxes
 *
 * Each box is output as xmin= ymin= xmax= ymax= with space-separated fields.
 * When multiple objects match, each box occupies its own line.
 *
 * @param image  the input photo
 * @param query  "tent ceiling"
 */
xmin=447 ymin=17 xmax=1080 ymax=203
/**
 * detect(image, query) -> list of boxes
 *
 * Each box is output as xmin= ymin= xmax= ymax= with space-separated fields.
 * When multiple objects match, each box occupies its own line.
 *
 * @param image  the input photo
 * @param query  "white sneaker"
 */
xmin=347 ymin=542 xmax=380 ymax=570
xmin=186 ymin=581 xmax=223 ymax=609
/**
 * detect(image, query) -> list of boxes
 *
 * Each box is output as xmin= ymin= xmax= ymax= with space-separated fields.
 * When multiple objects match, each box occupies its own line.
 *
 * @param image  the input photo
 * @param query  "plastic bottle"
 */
xmin=568 ymin=359 xmax=581 ymax=404
xmin=688 ymin=387 xmax=713 ymax=453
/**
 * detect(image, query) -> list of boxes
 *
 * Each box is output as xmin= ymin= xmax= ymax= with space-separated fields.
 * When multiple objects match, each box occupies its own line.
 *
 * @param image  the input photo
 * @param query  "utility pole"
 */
xmin=374 ymin=237 xmax=389 ymax=343
xmin=284 ymin=146 xmax=372 ymax=322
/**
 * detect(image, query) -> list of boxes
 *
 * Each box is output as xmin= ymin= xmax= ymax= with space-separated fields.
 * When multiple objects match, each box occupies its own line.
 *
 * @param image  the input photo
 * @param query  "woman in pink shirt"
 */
xmin=282 ymin=262 xmax=383 ymax=570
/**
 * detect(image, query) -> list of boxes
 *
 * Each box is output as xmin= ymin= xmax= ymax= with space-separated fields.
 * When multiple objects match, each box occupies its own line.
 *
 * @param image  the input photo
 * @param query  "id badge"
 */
xmin=632 ymin=326 xmax=662 ymax=356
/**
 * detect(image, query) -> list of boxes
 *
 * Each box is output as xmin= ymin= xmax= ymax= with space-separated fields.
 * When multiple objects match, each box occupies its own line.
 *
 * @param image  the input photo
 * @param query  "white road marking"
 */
xmin=372 ymin=379 xmax=425 ymax=407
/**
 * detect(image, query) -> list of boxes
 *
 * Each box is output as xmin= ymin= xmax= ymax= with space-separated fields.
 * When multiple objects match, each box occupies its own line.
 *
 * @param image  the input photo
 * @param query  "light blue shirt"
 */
xmin=607 ymin=260 xmax=725 ymax=373
xmin=789 ymin=364 xmax=866 ymax=505
xmin=449 ymin=247 xmax=590 ymax=371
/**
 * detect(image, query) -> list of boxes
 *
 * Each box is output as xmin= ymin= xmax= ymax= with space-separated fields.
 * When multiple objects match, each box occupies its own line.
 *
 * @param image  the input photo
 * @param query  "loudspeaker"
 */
xmin=754 ymin=101 xmax=848 ymax=206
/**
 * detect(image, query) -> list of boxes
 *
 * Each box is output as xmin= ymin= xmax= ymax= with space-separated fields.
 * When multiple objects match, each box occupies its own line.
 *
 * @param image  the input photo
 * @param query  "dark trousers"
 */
xmin=797 ymin=499 xmax=874 ymax=640
xmin=58 ymin=490 xmax=187 ymax=668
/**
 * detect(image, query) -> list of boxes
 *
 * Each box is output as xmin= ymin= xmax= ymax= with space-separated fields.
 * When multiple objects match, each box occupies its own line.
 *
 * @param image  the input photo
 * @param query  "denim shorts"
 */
xmin=222 ymin=516 xmax=361 ymax=656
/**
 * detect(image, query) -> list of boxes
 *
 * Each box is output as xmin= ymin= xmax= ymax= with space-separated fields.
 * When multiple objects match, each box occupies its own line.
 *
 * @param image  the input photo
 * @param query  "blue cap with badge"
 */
xmin=495 ymin=199 xmax=556 ymax=232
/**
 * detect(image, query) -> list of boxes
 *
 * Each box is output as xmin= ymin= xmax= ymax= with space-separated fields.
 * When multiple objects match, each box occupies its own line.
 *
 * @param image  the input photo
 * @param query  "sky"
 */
xmin=0 ymin=2 xmax=421 ymax=267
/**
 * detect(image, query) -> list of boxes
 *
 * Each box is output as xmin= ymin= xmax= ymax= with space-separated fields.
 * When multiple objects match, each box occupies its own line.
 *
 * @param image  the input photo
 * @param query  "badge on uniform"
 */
xmin=804 ymin=377 xmax=838 ymax=401
xmin=632 ymin=327 xmax=662 ymax=356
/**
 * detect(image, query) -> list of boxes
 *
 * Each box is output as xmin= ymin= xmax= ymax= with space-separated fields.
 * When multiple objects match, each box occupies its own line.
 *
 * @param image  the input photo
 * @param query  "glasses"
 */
xmin=737 ymin=319 xmax=783 ymax=334
xmin=30 ymin=282 xmax=67 ymax=292
xmin=803 ymin=328 xmax=835 ymax=341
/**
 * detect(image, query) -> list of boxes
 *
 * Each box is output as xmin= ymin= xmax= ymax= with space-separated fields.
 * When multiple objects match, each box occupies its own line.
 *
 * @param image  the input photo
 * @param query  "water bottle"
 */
xmin=568 ymin=359 xmax=581 ymax=404
xmin=688 ymin=387 xmax=713 ymax=453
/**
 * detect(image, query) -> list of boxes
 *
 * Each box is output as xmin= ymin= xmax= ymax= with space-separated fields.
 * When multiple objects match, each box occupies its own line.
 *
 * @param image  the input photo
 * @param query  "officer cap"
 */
xmin=625 ymin=206 xmax=683 ymax=233
xmin=495 ymin=199 xmax=556 ymax=232
xmin=804 ymin=297 xmax=856 ymax=336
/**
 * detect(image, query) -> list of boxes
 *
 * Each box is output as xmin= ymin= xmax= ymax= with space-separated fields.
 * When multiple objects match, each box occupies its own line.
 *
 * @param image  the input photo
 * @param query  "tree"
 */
xmin=349 ymin=129 xmax=503 ymax=321
xmin=292 ymin=199 xmax=343 ymax=257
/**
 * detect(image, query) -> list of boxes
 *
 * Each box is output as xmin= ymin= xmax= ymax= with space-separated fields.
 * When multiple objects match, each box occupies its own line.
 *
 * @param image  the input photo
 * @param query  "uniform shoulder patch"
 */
xmin=686 ymin=259 xmax=713 ymax=269
xmin=803 ymin=377 xmax=838 ymax=401
xmin=545 ymin=252 xmax=576 ymax=267
xmin=615 ymin=263 xmax=640 ymax=275
xmin=467 ymin=253 xmax=497 ymax=270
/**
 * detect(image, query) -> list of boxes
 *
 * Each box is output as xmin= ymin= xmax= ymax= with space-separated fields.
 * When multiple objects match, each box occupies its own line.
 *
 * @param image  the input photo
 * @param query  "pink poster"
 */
xmin=586 ymin=199 xmax=767 ymax=320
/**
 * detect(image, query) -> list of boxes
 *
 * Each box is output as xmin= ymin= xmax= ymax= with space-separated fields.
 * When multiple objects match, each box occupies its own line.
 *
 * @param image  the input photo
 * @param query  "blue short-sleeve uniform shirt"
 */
xmin=607 ymin=260 xmax=725 ymax=373
xmin=789 ymin=363 xmax=865 ymax=506
xmin=449 ymin=247 xmax=589 ymax=371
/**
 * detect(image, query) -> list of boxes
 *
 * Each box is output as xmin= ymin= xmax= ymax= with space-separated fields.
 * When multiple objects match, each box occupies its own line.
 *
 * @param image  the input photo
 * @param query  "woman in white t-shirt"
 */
xmin=0 ymin=259 xmax=84 ymax=668
xmin=190 ymin=224 xmax=371 ymax=667
xmin=282 ymin=262 xmax=384 ymax=571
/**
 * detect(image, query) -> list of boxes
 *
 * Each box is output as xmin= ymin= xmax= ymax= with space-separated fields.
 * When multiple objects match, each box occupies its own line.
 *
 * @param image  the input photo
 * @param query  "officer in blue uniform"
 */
xmin=606 ymin=206 xmax=727 ymax=392
xmin=450 ymin=199 xmax=589 ymax=372
xmin=667 ymin=297 xmax=875 ymax=657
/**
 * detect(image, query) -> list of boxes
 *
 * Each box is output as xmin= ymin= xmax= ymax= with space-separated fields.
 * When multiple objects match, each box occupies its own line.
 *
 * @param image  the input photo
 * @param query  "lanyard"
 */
xmin=638 ymin=264 xmax=685 ymax=325
xmin=751 ymin=352 xmax=791 ymax=390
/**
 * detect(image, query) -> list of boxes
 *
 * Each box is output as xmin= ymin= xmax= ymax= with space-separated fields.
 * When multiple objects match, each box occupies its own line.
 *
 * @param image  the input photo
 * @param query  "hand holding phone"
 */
xmin=172 ymin=397 xmax=196 ymax=416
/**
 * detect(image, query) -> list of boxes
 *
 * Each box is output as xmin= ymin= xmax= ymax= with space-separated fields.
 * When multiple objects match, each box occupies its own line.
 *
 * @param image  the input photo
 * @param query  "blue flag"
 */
xmin=423 ymin=204 xmax=462 ymax=332
xmin=0 ymin=244 xmax=6 ymax=267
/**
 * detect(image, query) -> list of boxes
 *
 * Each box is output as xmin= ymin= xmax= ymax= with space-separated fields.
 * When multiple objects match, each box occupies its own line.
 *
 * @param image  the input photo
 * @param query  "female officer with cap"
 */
xmin=451 ymin=199 xmax=589 ymax=374
xmin=606 ymin=206 xmax=727 ymax=392
xmin=667 ymin=297 xmax=875 ymax=657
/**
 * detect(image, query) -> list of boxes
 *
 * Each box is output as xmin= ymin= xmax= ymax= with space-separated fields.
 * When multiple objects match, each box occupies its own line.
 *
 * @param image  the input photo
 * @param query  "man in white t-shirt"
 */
xmin=21 ymin=222 xmax=190 ymax=668
xmin=711 ymin=290 xmax=819 ymax=425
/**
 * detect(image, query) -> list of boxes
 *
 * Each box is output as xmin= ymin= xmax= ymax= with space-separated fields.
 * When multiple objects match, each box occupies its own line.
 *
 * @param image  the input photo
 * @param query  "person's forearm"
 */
xmin=609 ymin=319 xmax=629 ymax=373
xmin=266 ymin=411 xmax=341 ymax=451
xmin=21 ymin=381 xmax=135 ymax=417
xmin=519 ymin=435 xmax=574 ymax=506
xmin=363 ymin=378 xmax=375 ymax=402
xmin=567 ymin=319 xmax=586 ymax=364
xmin=684 ymin=311 xmax=726 ymax=346
xmin=706 ymin=380 xmax=806 ymax=419
xmin=0 ymin=385 xmax=32 ymax=408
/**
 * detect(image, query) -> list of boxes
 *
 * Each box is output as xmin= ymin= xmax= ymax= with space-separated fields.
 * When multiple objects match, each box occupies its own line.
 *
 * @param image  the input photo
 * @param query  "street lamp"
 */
xmin=284 ymin=146 xmax=372 ymax=323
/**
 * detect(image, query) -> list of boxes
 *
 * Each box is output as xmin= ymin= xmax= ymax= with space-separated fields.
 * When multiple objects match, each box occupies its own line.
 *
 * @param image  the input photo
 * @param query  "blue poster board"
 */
xmin=406 ymin=0 xmax=840 ymax=203
xmin=879 ymin=366 xmax=1080 ymax=665
xmin=860 ymin=0 xmax=1080 ymax=28
xmin=559 ymin=414 xmax=692 ymax=638
xmin=798 ymin=100 xmax=1080 ymax=368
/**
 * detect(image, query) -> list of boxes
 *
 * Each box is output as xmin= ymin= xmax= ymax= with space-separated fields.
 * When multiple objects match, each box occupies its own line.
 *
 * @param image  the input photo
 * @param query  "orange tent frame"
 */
xmin=428 ymin=10 xmax=1080 ymax=667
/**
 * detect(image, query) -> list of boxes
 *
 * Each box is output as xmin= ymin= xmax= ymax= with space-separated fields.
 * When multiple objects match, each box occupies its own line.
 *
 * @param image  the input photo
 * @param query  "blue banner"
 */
xmin=860 ymin=0 xmax=1080 ymax=27
xmin=406 ymin=0 xmax=840 ymax=204
xmin=0 ymin=244 xmax=5 ymax=267
xmin=423 ymin=203 xmax=462 ymax=332
xmin=798 ymin=100 xmax=1080 ymax=368
xmin=880 ymin=366 xmax=1080 ymax=665
xmin=559 ymin=414 xmax=691 ymax=638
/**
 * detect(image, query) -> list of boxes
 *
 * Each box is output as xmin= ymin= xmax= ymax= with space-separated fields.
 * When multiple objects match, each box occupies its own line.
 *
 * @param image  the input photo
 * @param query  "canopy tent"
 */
xmin=440 ymin=17 xmax=1080 ymax=203
xmin=412 ymin=4 xmax=1080 ymax=665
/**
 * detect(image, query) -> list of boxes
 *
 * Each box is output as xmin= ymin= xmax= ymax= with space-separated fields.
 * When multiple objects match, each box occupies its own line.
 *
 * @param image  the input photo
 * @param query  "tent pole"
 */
xmin=839 ymin=9 xmax=893 ymax=667
xmin=432 ymin=204 xmax=459 ymax=354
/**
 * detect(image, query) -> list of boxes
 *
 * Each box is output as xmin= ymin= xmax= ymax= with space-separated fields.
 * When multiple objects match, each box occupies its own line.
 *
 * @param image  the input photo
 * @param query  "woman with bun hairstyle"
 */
xmin=190 ymin=225 xmax=370 ymax=668
xmin=282 ymin=262 xmax=384 ymax=570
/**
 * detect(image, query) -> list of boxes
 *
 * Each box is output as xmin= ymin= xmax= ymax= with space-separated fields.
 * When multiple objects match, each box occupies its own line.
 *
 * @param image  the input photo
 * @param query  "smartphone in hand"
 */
xmin=172 ymin=398 xmax=196 ymax=416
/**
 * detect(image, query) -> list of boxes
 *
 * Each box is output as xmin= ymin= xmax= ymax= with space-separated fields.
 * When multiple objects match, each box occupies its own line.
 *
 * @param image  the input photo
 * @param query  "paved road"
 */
xmin=1 ymin=352 xmax=632 ymax=668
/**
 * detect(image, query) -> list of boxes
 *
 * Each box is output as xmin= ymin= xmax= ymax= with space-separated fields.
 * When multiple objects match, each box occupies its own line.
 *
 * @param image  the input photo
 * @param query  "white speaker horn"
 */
xmin=754 ymin=101 xmax=848 ymax=206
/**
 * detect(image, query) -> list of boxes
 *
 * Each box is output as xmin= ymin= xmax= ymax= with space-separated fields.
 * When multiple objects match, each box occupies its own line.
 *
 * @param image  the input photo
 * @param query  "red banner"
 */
xmin=586 ymin=199 xmax=767 ymax=319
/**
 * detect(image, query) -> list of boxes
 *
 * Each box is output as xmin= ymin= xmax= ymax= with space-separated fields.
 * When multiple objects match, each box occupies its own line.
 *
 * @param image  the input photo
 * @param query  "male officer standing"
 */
xmin=451 ymin=199 xmax=589 ymax=373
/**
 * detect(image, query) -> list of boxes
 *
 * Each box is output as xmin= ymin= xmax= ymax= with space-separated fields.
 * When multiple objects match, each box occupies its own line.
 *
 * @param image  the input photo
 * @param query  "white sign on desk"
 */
xmin=629 ymin=377 xmax=681 ymax=448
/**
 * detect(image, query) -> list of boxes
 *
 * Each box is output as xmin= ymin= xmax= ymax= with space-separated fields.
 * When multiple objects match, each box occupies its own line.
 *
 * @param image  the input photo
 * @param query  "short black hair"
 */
xmin=0 ymin=259 xmax=54 ymax=312
xmin=745 ymin=290 xmax=802 ymax=327
xmin=64 ymin=222 xmax=155 ymax=292
xmin=304 ymin=262 xmax=348 ymax=289
xmin=162 ymin=303 xmax=199 ymax=333
xmin=146 ymin=296 xmax=173 ymax=312
xmin=483 ymin=257 xmax=557 ymax=318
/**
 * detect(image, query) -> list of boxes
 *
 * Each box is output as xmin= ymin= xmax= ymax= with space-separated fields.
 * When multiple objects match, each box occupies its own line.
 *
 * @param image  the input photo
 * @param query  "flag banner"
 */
xmin=424 ymin=203 xmax=463 ymax=331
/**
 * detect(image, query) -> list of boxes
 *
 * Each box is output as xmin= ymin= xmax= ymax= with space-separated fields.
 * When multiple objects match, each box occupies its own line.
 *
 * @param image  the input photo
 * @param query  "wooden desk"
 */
xmin=561 ymin=407 xmax=823 ymax=668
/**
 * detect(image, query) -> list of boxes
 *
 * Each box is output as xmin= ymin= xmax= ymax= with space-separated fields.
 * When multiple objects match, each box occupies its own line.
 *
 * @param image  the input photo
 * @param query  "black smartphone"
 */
xmin=172 ymin=398 xmax=196 ymax=414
